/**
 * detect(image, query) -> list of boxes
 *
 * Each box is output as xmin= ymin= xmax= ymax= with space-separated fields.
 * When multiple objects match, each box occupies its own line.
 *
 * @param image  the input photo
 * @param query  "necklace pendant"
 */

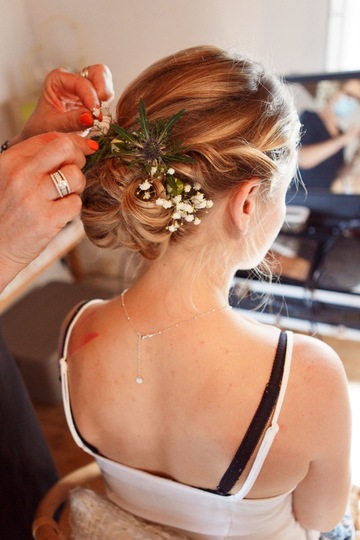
xmin=121 ymin=289 xmax=229 ymax=389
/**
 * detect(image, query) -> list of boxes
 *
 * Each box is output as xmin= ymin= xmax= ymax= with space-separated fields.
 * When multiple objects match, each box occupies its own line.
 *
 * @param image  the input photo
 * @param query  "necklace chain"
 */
xmin=121 ymin=289 xmax=229 ymax=384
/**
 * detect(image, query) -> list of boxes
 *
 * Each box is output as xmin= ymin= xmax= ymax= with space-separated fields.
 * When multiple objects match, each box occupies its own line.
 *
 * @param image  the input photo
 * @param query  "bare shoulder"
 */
xmin=290 ymin=332 xmax=348 ymax=383
xmin=289 ymin=333 xmax=352 ymax=529
xmin=287 ymin=332 xmax=350 ymax=445
xmin=59 ymin=297 xmax=112 ymax=356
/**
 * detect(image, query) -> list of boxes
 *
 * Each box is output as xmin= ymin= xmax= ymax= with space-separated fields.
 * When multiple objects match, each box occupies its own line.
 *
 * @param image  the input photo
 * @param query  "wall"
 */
xmin=7 ymin=0 xmax=330 ymax=114
xmin=0 ymin=0 xmax=36 ymax=139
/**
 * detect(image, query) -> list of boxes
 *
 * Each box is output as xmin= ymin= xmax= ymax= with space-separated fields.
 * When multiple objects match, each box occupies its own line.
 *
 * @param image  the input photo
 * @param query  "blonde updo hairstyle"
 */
xmin=82 ymin=46 xmax=300 ymax=261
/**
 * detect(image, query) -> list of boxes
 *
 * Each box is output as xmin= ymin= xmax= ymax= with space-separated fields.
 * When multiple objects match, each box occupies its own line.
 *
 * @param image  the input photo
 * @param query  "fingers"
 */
xmin=44 ymin=66 xmax=114 ymax=109
xmin=60 ymin=64 xmax=114 ymax=110
xmin=17 ymin=133 xmax=98 ymax=174
xmin=49 ymin=193 xmax=83 ymax=229
xmin=83 ymin=64 xmax=115 ymax=103
xmin=0 ymin=133 xmax=91 ymax=283
xmin=21 ymin=65 xmax=114 ymax=137
xmin=33 ymin=136 xmax=95 ymax=202
xmin=56 ymin=65 xmax=114 ymax=132
xmin=3 ymin=133 xmax=96 ymax=204
xmin=48 ymin=164 xmax=86 ymax=201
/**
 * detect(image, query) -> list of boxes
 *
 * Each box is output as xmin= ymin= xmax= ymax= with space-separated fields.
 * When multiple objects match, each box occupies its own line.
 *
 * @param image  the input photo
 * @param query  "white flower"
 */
xmin=151 ymin=175 xmax=212 ymax=232
xmin=139 ymin=179 xmax=152 ymax=191
xmin=167 ymin=167 xmax=175 ymax=175
xmin=164 ymin=200 xmax=173 ymax=209
xmin=150 ymin=166 xmax=158 ymax=177
xmin=143 ymin=191 xmax=151 ymax=200
xmin=168 ymin=222 xmax=179 ymax=233
xmin=191 ymin=194 xmax=207 ymax=209
xmin=156 ymin=198 xmax=173 ymax=209
xmin=177 ymin=202 xmax=193 ymax=213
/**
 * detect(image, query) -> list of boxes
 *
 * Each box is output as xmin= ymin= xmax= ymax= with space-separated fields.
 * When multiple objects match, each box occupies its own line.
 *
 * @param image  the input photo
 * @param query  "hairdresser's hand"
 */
xmin=0 ymin=133 xmax=98 ymax=292
xmin=13 ymin=64 xmax=114 ymax=143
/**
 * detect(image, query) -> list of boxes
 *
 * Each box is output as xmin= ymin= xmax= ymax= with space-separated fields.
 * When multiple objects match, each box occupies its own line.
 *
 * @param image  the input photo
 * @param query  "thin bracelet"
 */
xmin=0 ymin=140 xmax=10 ymax=153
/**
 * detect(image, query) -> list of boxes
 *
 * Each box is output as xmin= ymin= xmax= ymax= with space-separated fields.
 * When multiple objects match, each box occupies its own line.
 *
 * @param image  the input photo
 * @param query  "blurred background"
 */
xmin=1 ymin=0 xmax=360 ymax=490
xmin=1 ymin=0 xmax=359 ymax=139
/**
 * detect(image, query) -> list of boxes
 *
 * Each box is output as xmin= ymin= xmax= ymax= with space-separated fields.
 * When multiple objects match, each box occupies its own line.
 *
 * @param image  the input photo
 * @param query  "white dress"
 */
xmin=60 ymin=300 xmax=320 ymax=540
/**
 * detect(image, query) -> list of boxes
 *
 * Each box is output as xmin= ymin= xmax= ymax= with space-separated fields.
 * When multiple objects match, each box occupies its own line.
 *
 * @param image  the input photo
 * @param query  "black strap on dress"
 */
xmin=211 ymin=331 xmax=288 ymax=496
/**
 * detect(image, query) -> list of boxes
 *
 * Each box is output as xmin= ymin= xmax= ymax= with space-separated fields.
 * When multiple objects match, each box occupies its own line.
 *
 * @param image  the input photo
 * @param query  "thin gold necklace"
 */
xmin=121 ymin=289 xmax=229 ymax=384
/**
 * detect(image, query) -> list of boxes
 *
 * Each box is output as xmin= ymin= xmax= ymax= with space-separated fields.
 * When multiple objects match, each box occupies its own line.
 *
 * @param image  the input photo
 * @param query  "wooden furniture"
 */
xmin=32 ymin=461 xmax=103 ymax=540
xmin=0 ymin=219 xmax=85 ymax=315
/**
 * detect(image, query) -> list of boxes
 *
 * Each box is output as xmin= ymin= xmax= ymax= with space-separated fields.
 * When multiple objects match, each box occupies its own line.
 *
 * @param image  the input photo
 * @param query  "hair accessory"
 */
xmin=85 ymin=101 xmax=112 ymax=138
xmin=121 ymin=289 xmax=229 ymax=384
xmin=84 ymin=99 xmax=214 ymax=232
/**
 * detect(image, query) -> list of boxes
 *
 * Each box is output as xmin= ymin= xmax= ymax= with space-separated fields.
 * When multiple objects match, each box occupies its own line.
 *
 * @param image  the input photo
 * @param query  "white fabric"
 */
xmin=69 ymin=487 xmax=190 ymax=539
xmin=60 ymin=300 xmax=319 ymax=540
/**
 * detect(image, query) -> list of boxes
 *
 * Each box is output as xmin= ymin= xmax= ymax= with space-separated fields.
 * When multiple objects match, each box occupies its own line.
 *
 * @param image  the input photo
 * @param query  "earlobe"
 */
xmin=229 ymin=180 xmax=260 ymax=234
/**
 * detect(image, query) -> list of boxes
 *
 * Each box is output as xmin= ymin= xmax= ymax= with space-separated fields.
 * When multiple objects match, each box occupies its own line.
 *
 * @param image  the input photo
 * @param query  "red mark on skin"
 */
xmin=66 ymin=307 xmax=100 ymax=357
xmin=74 ymin=309 xmax=96 ymax=331
xmin=68 ymin=332 xmax=100 ymax=357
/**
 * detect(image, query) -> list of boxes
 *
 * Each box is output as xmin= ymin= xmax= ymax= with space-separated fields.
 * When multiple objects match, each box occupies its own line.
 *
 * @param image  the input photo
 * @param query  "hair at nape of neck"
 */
xmin=81 ymin=45 xmax=300 ymax=262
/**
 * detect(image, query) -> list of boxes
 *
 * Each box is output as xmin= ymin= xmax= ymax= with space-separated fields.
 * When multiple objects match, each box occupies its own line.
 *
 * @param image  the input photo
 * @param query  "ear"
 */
xmin=228 ymin=179 xmax=261 ymax=234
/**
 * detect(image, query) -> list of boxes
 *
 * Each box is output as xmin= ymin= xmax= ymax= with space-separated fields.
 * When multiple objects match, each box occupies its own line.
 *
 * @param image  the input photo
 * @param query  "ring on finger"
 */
xmin=79 ymin=66 xmax=90 ymax=79
xmin=50 ymin=170 xmax=71 ymax=198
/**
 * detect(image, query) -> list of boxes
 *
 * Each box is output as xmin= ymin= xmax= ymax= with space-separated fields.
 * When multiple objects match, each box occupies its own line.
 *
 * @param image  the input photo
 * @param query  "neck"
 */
xmin=121 ymin=285 xmax=230 ymax=385
xmin=130 ymin=245 xmax=235 ymax=315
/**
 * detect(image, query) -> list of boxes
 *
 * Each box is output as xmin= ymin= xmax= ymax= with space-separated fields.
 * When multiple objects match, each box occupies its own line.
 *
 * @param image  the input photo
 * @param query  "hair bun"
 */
xmin=82 ymin=158 xmax=173 ymax=259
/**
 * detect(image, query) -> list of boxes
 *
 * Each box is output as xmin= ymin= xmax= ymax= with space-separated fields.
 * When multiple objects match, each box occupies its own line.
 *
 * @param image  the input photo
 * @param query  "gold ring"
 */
xmin=50 ymin=170 xmax=71 ymax=198
xmin=79 ymin=66 xmax=90 ymax=79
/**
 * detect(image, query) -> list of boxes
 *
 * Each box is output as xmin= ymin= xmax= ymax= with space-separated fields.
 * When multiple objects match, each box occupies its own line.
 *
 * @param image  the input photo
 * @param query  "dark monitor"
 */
xmin=286 ymin=188 xmax=360 ymax=221
xmin=280 ymin=72 xmax=360 ymax=295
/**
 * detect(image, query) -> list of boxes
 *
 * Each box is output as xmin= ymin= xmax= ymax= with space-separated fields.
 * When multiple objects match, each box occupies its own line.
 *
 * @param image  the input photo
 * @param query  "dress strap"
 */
xmin=215 ymin=331 xmax=288 ymax=496
xmin=59 ymin=299 xmax=104 ymax=455
xmin=60 ymin=301 xmax=90 ymax=358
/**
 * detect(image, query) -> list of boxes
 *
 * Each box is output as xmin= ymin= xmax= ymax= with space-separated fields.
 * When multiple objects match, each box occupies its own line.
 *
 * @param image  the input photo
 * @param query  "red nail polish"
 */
xmin=80 ymin=112 xmax=94 ymax=126
xmin=87 ymin=139 xmax=99 ymax=151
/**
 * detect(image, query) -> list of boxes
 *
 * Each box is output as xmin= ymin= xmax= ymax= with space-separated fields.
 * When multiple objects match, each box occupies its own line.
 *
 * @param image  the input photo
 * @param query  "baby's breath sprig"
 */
xmin=84 ymin=99 xmax=214 ymax=232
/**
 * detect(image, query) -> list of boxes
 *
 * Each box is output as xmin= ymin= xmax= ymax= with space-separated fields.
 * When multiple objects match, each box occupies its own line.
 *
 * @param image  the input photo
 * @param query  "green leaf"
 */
xmin=138 ymin=98 xmax=149 ymax=138
xmin=158 ymin=110 xmax=185 ymax=143
xmin=167 ymin=175 xmax=184 ymax=195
